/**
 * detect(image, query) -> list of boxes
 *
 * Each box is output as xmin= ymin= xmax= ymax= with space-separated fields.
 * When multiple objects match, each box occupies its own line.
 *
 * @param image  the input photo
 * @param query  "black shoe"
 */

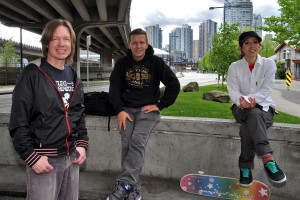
xmin=106 ymin=181 xmax=133 ymax=200
xmin=239 ymin=167 xmax=253 ymax=187
xmin=264 ymin=160 xmax=287 ymax=184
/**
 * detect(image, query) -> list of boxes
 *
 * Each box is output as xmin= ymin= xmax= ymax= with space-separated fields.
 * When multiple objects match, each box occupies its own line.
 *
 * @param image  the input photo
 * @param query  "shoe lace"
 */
xmin=265 ymin=161 xmax=279 ymax=173
xmin=241 ymin=168 xmax=250 ymax=178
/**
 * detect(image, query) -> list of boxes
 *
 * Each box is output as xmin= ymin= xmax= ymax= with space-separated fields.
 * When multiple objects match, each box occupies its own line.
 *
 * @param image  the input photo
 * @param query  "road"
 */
xmin=0 ymin=72 xmax=299 ymax=117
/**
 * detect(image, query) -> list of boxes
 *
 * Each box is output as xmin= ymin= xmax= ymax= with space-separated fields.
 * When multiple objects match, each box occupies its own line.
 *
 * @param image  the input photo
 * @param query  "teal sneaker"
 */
xmin=239 ymin=167 xmax=253 ymax=187
xmin=264 ymin=160 xmax=286 ymax=184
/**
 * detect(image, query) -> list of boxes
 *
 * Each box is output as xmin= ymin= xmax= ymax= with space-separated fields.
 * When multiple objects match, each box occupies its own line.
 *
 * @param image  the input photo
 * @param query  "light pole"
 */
xmin=86 ymin=35 xmax=91 ymax=92
xmin=209 ymin=2 xmax=241 ymax=25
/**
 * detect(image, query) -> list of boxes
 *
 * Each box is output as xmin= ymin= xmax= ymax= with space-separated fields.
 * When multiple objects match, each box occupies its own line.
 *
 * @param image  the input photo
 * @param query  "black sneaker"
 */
xmin=264 ymin=160 xmax=287 ymax=184
xmin=239 ymin=167 xmax=253 ymax=187
xmin=126 ymin=187 xmax=141 ymax=200
xmin=106 ymin=181 xmax=133 ymax=200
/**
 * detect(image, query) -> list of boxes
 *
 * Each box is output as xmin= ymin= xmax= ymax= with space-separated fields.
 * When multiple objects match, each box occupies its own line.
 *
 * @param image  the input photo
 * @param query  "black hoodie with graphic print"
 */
xmin=109 ymin=45 xmax=180 ymax=114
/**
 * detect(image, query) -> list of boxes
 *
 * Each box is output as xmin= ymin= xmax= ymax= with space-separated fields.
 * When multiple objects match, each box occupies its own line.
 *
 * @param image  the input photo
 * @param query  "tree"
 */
xmin=209 ymin=23 xmax=240 ymax=87
xmin=262 ymin=0 xmax=300 ymax=48
xmin=0 ymin=39 xmax=19 ymax=67
xmin=260 ymin=36 xmax=278 ymax=58
xmin=0 ymin=39 xmax=19 ymax=85
xmin=198 ymin=52 xmax=211 ymax=73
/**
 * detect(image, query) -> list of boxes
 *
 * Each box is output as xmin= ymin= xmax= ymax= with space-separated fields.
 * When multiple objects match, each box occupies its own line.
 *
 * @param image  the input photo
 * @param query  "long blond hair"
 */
xmin=40 ymin=19 xmax=76 ymax=64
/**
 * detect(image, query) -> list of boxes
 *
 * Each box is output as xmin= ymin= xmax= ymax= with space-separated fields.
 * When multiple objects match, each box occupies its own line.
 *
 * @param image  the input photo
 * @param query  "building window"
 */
xmin=283 ymin=49 xmax=291 ymax=59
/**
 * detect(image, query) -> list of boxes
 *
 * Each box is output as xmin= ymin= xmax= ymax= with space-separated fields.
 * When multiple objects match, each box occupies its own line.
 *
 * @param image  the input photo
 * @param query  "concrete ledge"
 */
xmin=1 ymin=113 xmax=299 ymax=199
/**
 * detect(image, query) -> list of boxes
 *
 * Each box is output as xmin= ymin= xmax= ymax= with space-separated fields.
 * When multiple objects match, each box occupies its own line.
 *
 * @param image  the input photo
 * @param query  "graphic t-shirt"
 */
xmin=47 ymin=63 xmax=75 ymax=109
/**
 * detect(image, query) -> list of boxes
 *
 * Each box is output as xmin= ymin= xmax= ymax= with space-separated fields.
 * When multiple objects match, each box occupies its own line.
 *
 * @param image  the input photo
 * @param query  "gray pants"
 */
xmin=26 ymin=151 xmax=79 ymax=200
xmin=231 ymin=105 xmax=275 ymax=169
xmin=119 ymin=107 xmax=160 ymax=186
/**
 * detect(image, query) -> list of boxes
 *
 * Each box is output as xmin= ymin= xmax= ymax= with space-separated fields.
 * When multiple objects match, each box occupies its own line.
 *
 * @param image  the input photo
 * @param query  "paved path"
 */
xmin=0 ymin=73 xmax=299 ymax=117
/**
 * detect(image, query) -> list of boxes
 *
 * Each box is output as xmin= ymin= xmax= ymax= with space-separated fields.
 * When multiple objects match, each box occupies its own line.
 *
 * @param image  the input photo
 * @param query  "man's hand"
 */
xmin=72 ymin=147 xmax=87 ymax=165
xmin=141 ymin=104 xmax=159 ymax=113
xmin=117 ymin=111 xmax=132 ymax=131
xmin=31 ymin=155 xmax=53 ymax=174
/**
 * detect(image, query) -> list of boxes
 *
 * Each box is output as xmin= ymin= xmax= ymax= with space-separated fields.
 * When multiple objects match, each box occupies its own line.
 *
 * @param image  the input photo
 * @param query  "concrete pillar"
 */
xmin=100 ymin=48 xmax=113 ymax=68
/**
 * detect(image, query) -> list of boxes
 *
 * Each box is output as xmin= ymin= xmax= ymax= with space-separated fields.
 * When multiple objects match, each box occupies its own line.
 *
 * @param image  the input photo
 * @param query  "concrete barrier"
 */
xmin=1 ymin=113 xmax=299 ymax=199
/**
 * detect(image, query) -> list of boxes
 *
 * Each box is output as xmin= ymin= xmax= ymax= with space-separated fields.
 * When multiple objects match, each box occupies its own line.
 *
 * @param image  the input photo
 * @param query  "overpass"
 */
xmin=0 ymin=0 xmax=132 ymax=76
xmin=0 ymin=38 xmax=42 ymax=62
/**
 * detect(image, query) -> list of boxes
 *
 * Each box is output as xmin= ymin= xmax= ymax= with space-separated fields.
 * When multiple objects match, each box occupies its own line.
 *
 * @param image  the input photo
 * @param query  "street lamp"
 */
xmin=209 ymin=2 xmax=241 ymax=25
xmin=86 ymin=35 xmax=91 ymax=92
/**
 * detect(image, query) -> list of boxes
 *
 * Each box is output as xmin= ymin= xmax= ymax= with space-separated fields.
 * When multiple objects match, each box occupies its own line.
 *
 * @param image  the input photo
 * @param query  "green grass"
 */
xmin=161 ymin=84 xmax=300 ymax=124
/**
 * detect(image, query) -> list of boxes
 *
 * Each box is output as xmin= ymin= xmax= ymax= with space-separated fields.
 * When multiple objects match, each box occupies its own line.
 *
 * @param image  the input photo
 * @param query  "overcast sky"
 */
xmin=130 ymin=0 xmax=281 ymax=46
xmin=0 ymin=0 xmax=280 ymax=47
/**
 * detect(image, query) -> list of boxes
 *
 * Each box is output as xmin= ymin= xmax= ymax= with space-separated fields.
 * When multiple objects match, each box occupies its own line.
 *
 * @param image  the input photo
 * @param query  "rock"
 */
xmin=182 ymin=82 xmax=199 ymax=92
xmin=203 ymin=90 xmax=230 ymax=103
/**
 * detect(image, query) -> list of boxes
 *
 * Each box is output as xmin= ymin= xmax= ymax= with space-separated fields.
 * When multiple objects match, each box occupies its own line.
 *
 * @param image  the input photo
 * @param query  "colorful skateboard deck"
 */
xmin=180 ymin=173 xmax=270 ymax=200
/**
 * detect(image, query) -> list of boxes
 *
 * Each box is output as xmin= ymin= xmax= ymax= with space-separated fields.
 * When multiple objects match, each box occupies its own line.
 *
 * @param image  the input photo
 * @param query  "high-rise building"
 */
xmin=193 ymin=40 xmax=199 ymax=62
xmin=169 ymin=28 xmax=181 ymax=53
xmin=225 ymin=0 xmax=253 ymax=30
xmin=145 ymin=24 xmax=162 ymax=49
xmin=169 ymin=24 xmax=193 ymax=61
xmin=199 ymin=19 xmax=217 ymax=59
xmin=253 ymin=13 xmax=262 ymax=38
xmin=181 ymin=24 xmax=193 ymax=61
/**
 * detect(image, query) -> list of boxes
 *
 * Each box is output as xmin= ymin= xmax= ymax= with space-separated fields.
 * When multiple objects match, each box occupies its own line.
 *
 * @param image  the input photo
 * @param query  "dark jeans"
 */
xmin=231 ymin=104 xmax=275 ymax=169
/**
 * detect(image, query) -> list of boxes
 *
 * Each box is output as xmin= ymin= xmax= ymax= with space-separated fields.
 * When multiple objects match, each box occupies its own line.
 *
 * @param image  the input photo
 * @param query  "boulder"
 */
xmin=182 ymin=82 xmax=199 ymax=92
xmin=203 ymin=90 xmax=230 ymax=103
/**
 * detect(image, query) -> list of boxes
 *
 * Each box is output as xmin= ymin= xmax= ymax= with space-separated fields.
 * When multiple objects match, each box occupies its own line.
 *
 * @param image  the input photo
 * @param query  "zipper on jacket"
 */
xmin=38 ymin=68 xmax=78 ymax=156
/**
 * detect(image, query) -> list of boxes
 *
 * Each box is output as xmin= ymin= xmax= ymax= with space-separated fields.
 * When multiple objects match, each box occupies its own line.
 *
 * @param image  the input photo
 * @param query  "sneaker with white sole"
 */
xmin=239 ymin=167 xmax=253 ymax=187
xmin=264 ymin=160 xmax=286 ymax=184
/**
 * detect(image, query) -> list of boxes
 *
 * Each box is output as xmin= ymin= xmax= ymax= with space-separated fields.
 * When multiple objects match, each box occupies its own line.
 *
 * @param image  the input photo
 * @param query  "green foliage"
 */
xmin=198 ymin=52 xmax=211 ymax=72
xmin=262 ymin=0 xmax=300 ymax=48
xmin=209 ymin=23 xmax=240 ymax=85
xmin=260 ymin=36 xmax=278 ymax=58
xmin=162 ymin=84 xmax=300 ymax=124
xmin=0 ymin=39 xmax=19 ymax=67
xmin=276 ymin=62 xmax=286 ymax=79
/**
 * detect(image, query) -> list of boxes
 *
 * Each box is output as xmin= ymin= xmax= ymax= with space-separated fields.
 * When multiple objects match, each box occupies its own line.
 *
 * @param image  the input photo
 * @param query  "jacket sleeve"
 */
xmin=157 ymin=60 xmax=180 ymax=110
xmin=8 ymin=65 xmax=41 ymax=167
xmin=75 ymin=80 xmax=89 ymax=150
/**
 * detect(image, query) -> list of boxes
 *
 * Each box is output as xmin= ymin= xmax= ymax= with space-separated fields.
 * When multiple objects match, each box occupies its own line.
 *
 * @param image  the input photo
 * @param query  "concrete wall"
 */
xmin=1 ymin=113 xmax=299 ymax=199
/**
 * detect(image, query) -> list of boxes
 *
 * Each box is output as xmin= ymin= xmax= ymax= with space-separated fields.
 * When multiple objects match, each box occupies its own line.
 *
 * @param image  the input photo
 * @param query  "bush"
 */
xmin=276 ymin=62 xmax=285 ymax=79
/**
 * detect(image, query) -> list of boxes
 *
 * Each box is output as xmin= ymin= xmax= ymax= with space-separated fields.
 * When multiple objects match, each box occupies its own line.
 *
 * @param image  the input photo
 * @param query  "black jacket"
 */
xmin=9 ymin=59 xmax=88 ymax=167
xmin=109 ymin=45 xmax=180 ymax=114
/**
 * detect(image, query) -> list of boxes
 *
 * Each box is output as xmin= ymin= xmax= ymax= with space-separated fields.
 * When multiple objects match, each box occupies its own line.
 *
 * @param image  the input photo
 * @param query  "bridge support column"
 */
xmin=100 ymin=48 xmax=113 ymax=68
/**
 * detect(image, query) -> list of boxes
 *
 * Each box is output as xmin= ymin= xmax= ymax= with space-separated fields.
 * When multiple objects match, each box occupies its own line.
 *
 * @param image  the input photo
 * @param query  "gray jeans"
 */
xmin=231 ymin=105 xmax=275 ymax=169
xmin=119 ymin=107 xmax=160 ymax=186
xmin=26 ymin=151 xmax=79 ymax=200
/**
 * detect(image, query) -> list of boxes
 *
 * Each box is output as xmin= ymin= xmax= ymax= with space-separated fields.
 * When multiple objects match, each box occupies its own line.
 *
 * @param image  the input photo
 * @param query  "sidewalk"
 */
xmin=271 ymin=79 xmax=300 ymax=117
xmin=0 ymin=165 xmax=211 ymax=200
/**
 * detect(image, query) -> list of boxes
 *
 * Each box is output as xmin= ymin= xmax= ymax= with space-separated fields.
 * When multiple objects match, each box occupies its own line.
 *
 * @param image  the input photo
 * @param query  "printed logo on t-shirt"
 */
xmin=56 ymin=81 xmax=74 ymax=109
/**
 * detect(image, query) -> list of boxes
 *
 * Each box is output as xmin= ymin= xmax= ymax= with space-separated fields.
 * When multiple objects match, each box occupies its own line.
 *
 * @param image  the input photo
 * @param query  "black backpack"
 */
xmin=84 ymin=91 xmax=117 ymax=131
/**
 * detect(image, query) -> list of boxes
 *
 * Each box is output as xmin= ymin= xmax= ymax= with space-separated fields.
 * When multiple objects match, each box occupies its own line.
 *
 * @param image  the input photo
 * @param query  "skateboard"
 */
xmin=180 ymin=172 xmax=270 ymax=200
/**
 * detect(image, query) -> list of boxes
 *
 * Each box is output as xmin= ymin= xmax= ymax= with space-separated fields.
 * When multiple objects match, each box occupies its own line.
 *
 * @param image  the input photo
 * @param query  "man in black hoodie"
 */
xmin=106 ymin=28 xmax=180 ymax=200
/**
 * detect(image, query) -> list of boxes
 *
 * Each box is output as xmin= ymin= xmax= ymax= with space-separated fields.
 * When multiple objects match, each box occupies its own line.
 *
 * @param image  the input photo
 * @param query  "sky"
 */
xmin=130 ymin=0 xmax=281 ymax=46
xmin=0 ymin=0 xmax=280 ymax=48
